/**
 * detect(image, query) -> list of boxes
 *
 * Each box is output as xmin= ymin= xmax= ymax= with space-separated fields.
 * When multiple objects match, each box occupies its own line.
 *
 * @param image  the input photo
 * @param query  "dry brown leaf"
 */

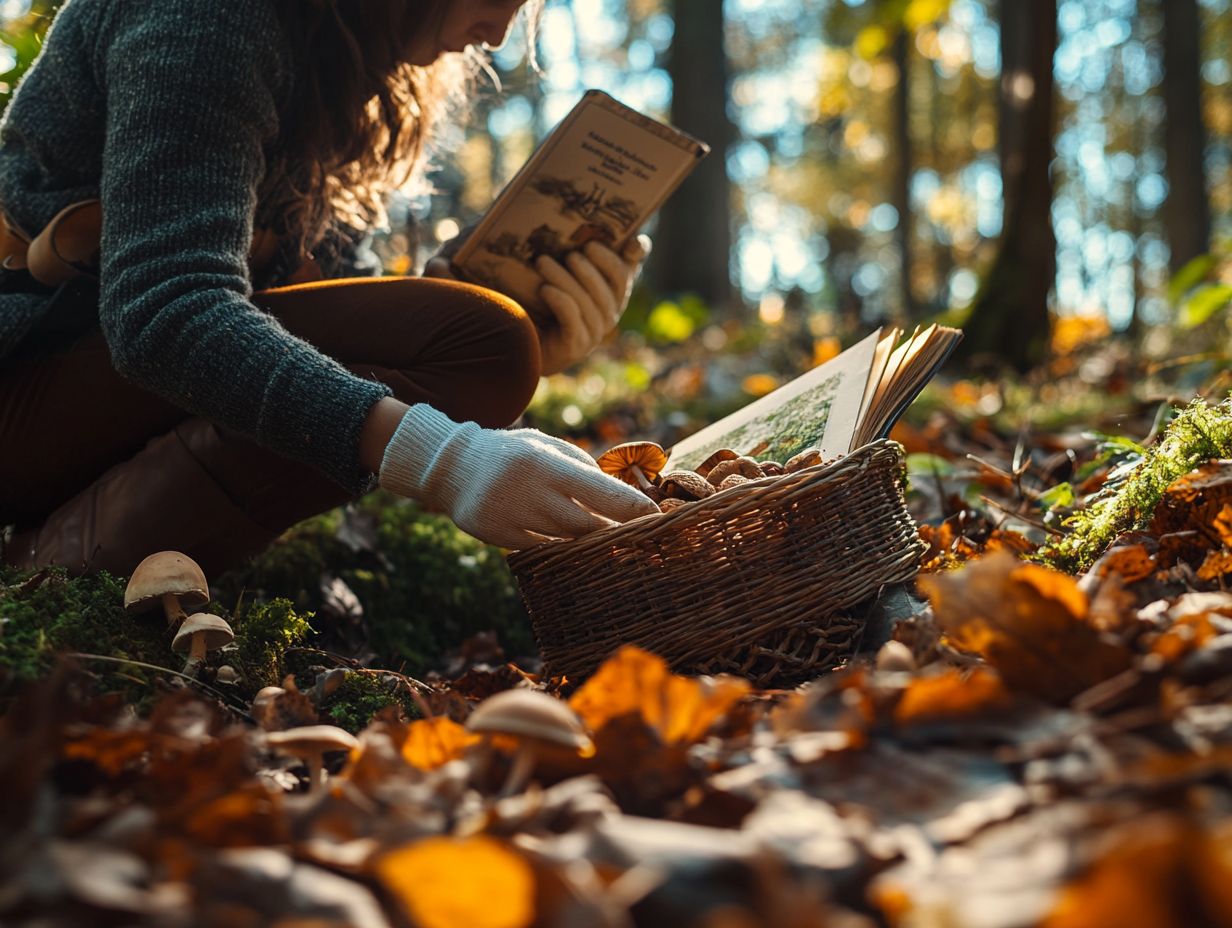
xmin=919 ymin=552 xmax=1132 ymax=703
xmin=1089 ymin=543 xmax=1157 ymax=584
xmin=1151 ymin=613 xmax=1219 ymax=663
xmin=1199 ymin=549 xmax=1232 ymax=581
xmin=375 ymin=836 xmax=535 ymax=928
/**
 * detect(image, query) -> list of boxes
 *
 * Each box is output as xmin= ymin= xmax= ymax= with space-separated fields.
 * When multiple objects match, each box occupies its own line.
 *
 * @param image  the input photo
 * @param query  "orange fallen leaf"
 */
xmin=400 ymin=717 xmax=480 ymax=771
xmin=568 ymin=645 xmax=749 ymax=745
xmin=893 ymin=668 xmax=1015 ymax=728
xmin=377 ymin=836 xmax=535 ymax=928
xmin=1042 ymin=816 xmax=1232 ymax=928
xmin=920 ymin=552 xmax=1131 ymax=703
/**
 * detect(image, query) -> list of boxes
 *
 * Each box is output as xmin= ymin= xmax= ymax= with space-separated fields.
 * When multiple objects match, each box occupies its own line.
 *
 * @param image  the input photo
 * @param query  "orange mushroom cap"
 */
xmin=596 ymin=441 xmax=668 ymax=487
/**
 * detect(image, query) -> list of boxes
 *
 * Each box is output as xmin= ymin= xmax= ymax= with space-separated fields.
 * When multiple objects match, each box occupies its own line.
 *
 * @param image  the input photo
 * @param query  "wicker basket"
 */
xmin=506 ymin=439 xmax=926 ymax=682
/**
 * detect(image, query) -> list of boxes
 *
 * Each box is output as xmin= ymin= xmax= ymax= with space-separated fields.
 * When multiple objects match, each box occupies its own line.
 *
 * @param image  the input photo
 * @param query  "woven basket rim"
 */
xmin=507 ymin=438 xmax=905 ymax=566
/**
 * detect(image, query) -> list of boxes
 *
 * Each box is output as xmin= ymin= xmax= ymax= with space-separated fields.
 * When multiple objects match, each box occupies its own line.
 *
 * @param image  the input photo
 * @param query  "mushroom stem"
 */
xmin=306 ymin=752 xmax=325 ymax=793
xmin=161 ymin=592 xmax=187 ymax=628
xmin=630 ymin=465 xmax=653 ymax=492
xmin=181 ymin=633 xmax=207 ymax=677
xmin=499 ymin=745 xmax=538 ymax=798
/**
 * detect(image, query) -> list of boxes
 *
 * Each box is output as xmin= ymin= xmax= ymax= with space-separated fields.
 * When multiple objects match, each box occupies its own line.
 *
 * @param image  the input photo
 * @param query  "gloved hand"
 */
xmin=378 ymin=403 xmax=660 ymax=549
xmin=536 ymin=235 xmax=650 ymax=375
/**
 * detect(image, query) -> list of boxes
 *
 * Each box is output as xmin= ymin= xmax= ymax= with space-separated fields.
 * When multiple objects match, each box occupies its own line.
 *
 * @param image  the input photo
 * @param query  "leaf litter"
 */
xmin=11 ymin=391 xmax=1232 ymax=925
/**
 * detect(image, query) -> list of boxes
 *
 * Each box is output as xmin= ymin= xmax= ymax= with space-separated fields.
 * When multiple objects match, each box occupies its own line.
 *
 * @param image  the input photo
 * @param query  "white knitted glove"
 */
xmin=378 ymin=404 xmax=660 ymax=549
xmin=536 ymin=235 xmax=651 ymax=375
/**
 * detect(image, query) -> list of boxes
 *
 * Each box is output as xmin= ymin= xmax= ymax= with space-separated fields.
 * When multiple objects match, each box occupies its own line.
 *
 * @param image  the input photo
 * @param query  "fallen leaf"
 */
xmin=893 ymin=668 xmax=1015 ymax=728
xmin=1042 ymin=816 xmax=1232 ymax=928
xmin=568 ymin=646 xmax=749 ymax=745
xmin=376 ymin=835 xmax=535 ymax=928
xmin=920 ymin=553 xmax=1132 ymax=703
xmin=401 ymin=717 xmax=479 ymax=770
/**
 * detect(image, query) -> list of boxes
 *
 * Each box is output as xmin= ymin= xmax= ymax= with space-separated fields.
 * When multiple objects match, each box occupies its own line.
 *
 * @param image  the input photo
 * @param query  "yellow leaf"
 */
xmin=401 ymin=717 xmax=479 ymax=770
xmin=377 ymin=836 xmax=535 ymax=928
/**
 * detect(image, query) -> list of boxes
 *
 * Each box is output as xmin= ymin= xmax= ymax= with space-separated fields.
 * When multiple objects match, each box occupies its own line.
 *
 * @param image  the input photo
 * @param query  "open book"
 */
xmin=451 ymin=90 xmax=709 ymax=323
xmin=665 ymin=325 xmax=964 ymax=472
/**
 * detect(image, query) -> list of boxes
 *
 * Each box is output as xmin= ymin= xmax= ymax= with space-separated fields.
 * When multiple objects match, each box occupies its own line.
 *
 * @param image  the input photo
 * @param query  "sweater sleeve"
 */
xmin=94 ymin=0 xmax=392 ymax=496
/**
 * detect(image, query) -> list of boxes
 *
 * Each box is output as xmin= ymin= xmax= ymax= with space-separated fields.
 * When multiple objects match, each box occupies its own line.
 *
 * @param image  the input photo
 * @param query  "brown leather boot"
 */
xmin=0 ymin=418 xmax=352 ymax=579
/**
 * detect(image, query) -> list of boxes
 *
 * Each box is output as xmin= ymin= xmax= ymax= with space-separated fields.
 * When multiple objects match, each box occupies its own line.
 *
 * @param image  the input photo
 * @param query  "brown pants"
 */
xmin=0 ymin=276 xmax=541 ymax=577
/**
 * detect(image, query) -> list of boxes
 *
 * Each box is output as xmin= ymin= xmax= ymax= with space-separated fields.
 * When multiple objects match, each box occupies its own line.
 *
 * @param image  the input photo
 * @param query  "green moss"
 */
xmin=219 ymin=493 xmax=532 ymax=675
xmin=319 ymin=671 xmax=419 ymax=733
xmin=231 ymin=598 xmax=314 ymax=690
xmin=351 ymin=497 xmax=533 ymax=671
xmin=1042 ymin=397 xmax=1232 ymax=572
xmin=0 ymin=565 xmax=174 ymax=703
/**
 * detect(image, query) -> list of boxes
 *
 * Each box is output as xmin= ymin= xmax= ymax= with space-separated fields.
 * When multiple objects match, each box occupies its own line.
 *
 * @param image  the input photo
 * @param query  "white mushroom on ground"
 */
xmin=265 ymin=725 xmax=360 ymax=793
xmin=123 ymin=551 xmax=209 ymax=628
xmin=465 ymin=689 xmax=595 ymax=798
xmin=172 ymin=612 xmax=235 ymax=676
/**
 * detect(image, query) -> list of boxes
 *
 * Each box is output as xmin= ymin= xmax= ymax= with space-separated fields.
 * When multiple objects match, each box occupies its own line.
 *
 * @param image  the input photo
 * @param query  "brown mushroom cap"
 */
xmin=785 ymin=449 xmax=824 ymax=473
xmin=596 ymin=442 xmax=668 ymax=487
xmin=124 ymin=551 xmax=209 ymax=615
xmin=696 ymin=448 xmax=739 ymax=479
xmin=465 ymin=689 xmax=594 ymax=755
xmin=171 ymin=613 xmax=235 ymax=653
xmin=707 ymin=456 xmax=763 ymax=486
xmin=266 ymin=725 xmax=360 ymax=755
xmin=659 ymin=470 xmax=717 ymax=501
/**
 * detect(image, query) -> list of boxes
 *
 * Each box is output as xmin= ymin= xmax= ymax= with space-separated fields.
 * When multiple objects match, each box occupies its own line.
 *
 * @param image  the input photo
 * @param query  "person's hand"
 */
xmin=377 ymin=403 xmax=659 ymax=549
xmin=536 ymin=235 xmax=651 ymax=375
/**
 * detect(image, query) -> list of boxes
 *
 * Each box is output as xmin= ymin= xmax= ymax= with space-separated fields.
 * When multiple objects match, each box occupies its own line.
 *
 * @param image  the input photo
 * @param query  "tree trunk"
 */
xmin=651 ymin=0 xmax=735 ymax=311
xmin=1161 ymin=0 xmax=1211 ymax=273
xmin=957 ymin=0 xmax=1057 ymax=372
xmin=892 ymin=29 xmax=915 ymax=322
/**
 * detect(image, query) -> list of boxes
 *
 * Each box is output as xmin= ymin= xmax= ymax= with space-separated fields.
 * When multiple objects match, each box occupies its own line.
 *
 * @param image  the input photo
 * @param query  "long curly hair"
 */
xmin=265 ymin=0 xmax=542 ymax=261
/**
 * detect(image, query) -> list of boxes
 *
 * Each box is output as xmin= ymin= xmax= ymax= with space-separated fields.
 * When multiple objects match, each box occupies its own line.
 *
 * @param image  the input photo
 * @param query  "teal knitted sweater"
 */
xmin=0 ymin=0 xmax=395 ymax=496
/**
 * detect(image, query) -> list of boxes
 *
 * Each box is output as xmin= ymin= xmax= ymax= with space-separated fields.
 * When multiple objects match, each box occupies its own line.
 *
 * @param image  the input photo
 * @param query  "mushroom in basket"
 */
xmin=597 ymin=441 xmax=667 ymax=495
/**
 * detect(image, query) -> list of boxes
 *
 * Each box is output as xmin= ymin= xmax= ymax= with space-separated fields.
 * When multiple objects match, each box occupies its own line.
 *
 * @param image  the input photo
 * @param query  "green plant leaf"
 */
xmin=1168 ymin=254 xmax=1217 ymax=304
xmin=1180 ymin=284 xmax=1232 ymax=329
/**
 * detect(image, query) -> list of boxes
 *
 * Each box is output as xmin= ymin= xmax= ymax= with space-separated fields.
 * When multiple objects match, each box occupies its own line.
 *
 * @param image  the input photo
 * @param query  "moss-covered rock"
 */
xmin=1043 ymin=397 xmax=1232 ymax=572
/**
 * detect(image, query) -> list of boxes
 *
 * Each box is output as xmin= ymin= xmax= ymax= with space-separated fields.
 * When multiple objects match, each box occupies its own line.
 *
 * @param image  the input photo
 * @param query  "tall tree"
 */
xmin=1160 ymin=0 xmax=1211 ymax=273
xmin=957 ymin=0 xmax=1057 ymax=371
xmin=651 ymin=0 xmax=735 ymax=311
xmin=891 ymin=29 xmax=915 ymax=321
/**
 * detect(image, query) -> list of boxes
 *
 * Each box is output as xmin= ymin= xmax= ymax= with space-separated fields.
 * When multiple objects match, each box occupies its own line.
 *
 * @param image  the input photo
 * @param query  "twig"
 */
xmin=977 ymin=495 xmax=1065 ymax=537
xmin=62 ymin=652 xmax=253 ymax=718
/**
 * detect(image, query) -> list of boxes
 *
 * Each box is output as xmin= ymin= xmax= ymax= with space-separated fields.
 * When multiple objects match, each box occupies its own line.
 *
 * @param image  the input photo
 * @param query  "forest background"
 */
xmin=0 ymin=0 xmax=1230 ymax=676
xmin=2 ymin=0 xmax=1228 ymax=447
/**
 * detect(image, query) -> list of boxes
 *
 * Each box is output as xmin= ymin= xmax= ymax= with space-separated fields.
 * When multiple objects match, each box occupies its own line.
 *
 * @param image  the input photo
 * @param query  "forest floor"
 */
xmin=5 ymin=336 xmax=1232 ymax=927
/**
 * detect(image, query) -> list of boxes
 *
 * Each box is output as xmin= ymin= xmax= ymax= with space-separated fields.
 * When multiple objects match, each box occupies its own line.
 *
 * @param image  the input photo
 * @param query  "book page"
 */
xmin=453 ymin=91 xmax=708 ymax=321
xmin=665 ymin=329 xmax=883 ymax=472
xmin=867 ymin=326 xmax=963 ymax=443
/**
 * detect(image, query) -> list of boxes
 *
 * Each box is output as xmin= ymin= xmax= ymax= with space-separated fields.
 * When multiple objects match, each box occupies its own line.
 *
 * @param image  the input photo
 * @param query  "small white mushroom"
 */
xmin=172 ymin=612 xmax=235 ymax=676
xmin=465 ymin=689 xmax=594 ymax=797
xmin=265 ymin=725 xmax=359 ymax=793
xmin=124 ymin=551 xmax=209 ymax=628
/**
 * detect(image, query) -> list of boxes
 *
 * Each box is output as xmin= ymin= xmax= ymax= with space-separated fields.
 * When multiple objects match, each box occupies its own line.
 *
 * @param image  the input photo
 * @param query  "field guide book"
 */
xmin=665 ymin=325 xmax=964 ymax=472
xmin=451 ymin=89 xmax=710 ymax=322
